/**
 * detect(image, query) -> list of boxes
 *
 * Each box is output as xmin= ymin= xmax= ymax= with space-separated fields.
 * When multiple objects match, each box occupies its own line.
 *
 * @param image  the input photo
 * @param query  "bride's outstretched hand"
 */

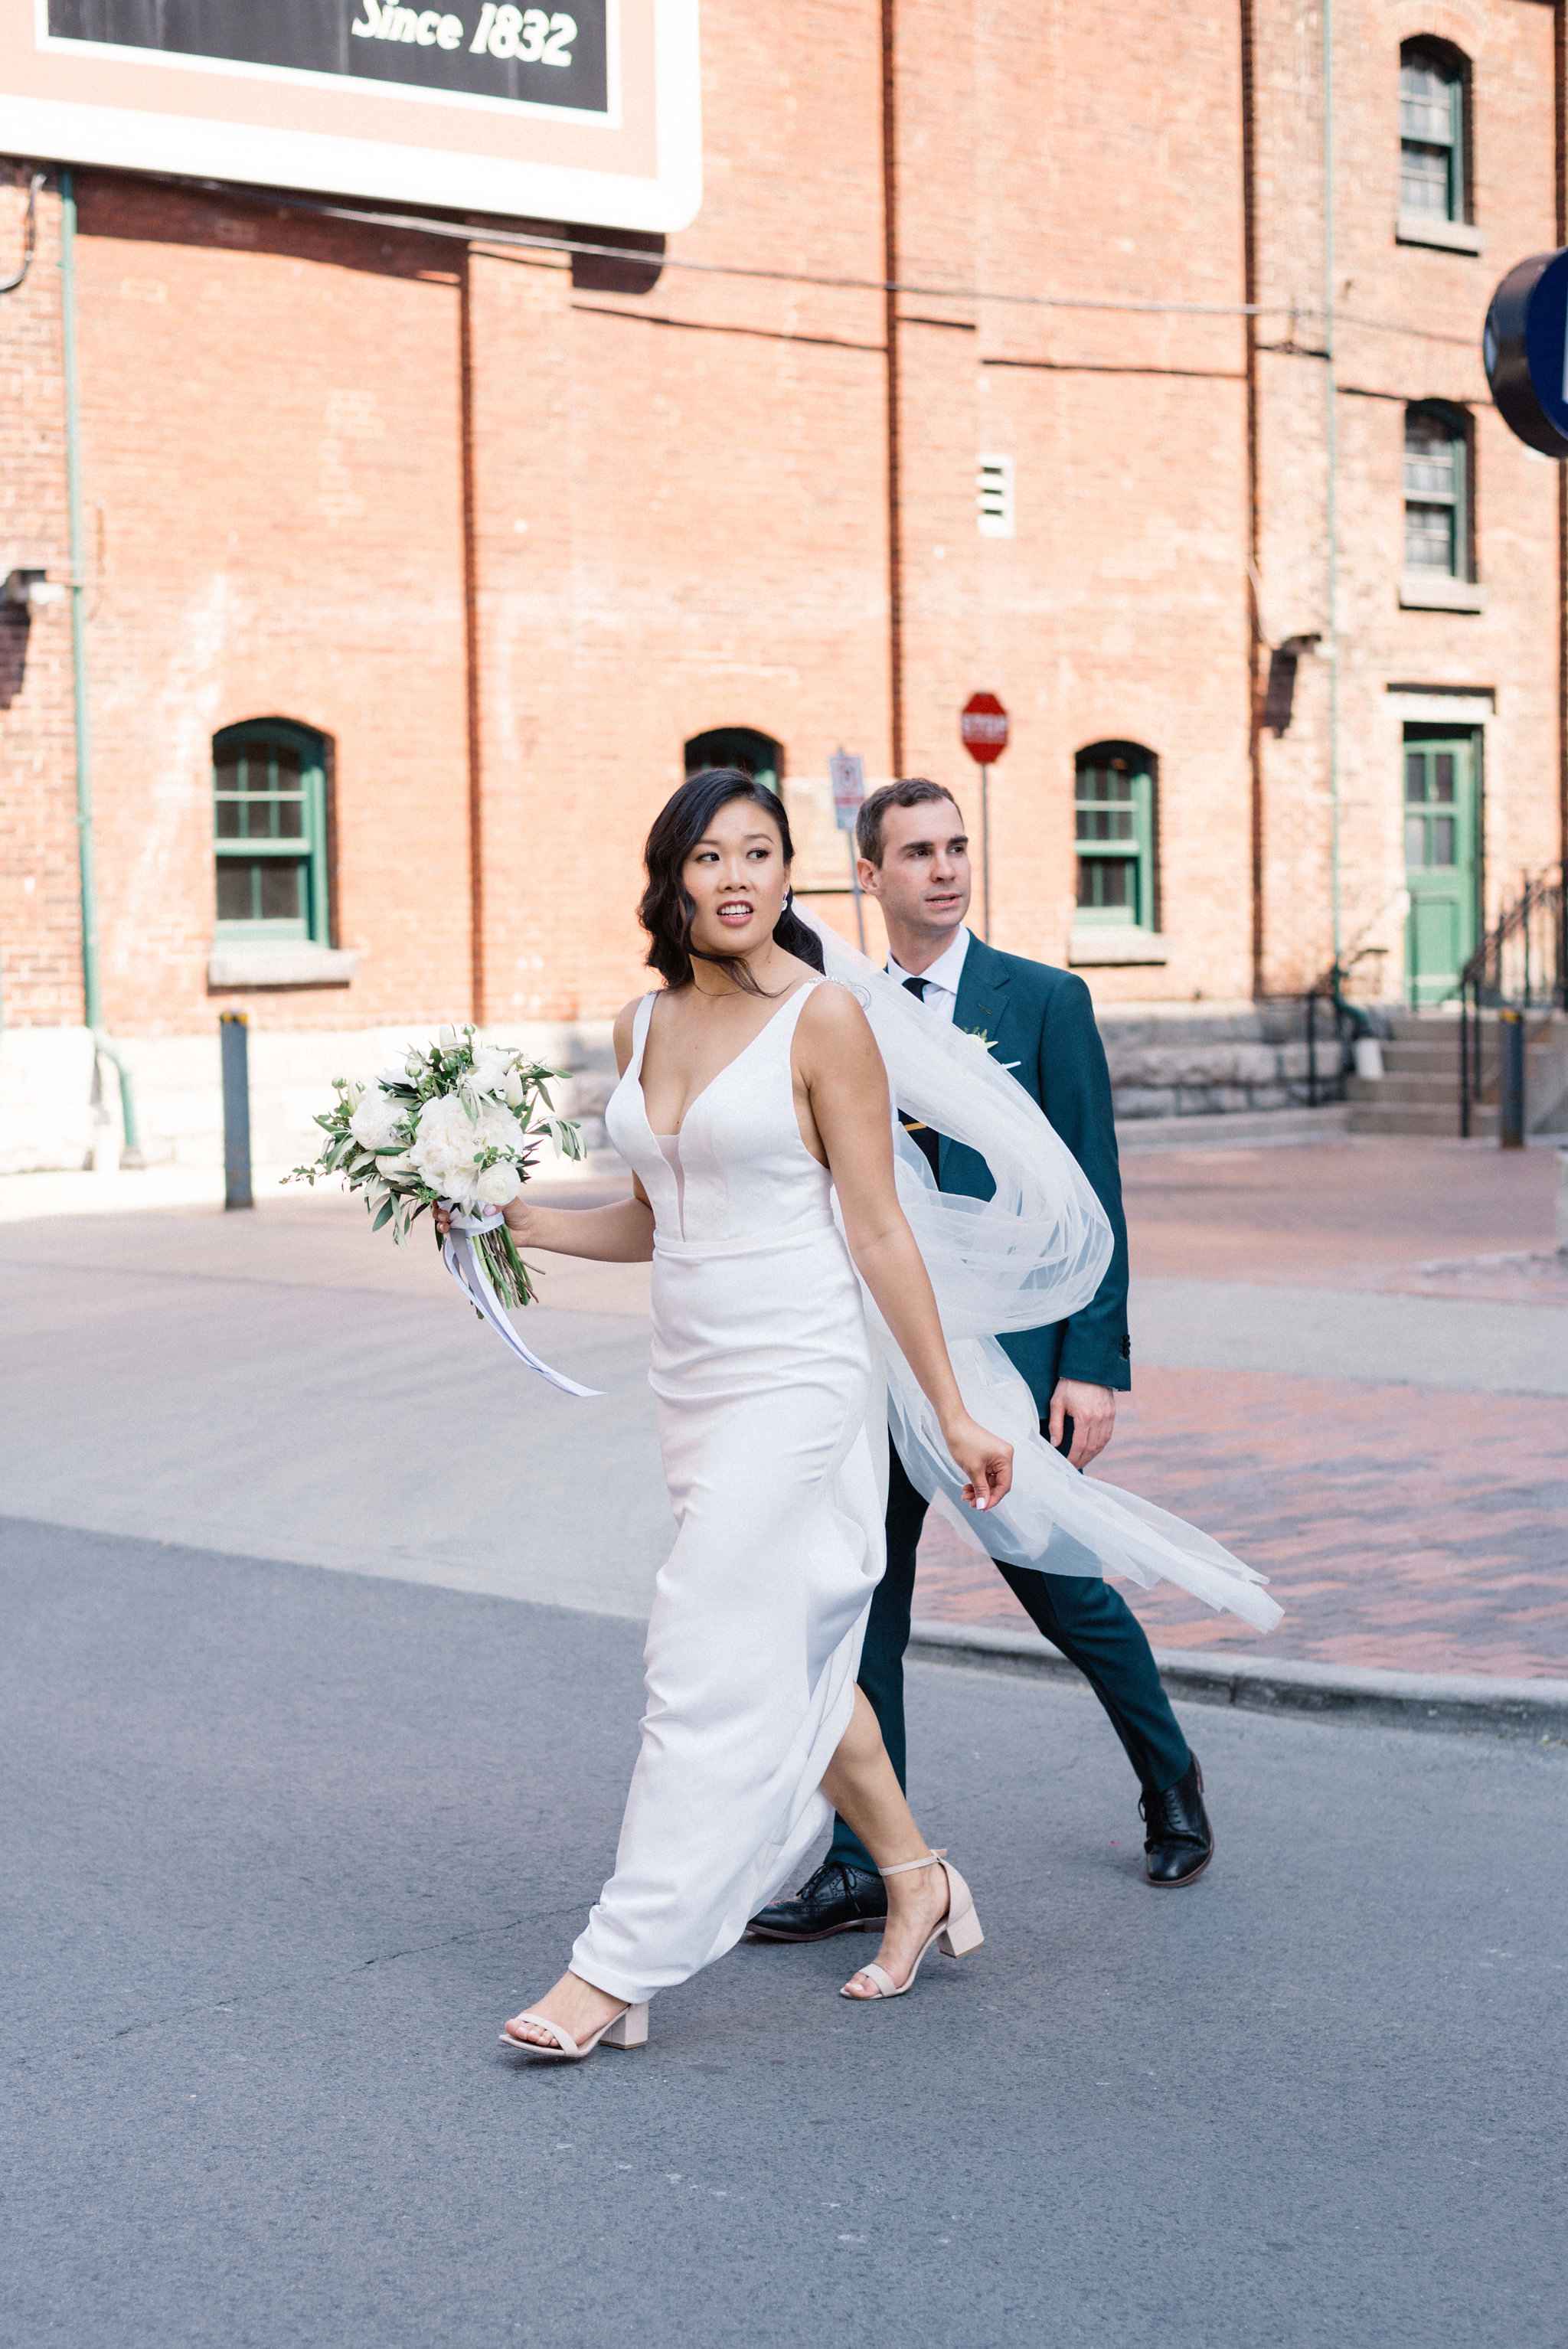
xmin=944 ymin=1415 xmax=1014 ymax=1512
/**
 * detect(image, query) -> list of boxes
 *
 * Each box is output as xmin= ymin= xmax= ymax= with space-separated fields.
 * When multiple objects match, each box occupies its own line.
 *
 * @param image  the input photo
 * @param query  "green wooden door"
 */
xmin=1403 ymin=727 xmax=1479 ymax=1005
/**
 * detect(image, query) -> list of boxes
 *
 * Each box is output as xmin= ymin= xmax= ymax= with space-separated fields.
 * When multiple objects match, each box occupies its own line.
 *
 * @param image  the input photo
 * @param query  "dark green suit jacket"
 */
xmin=938 ymin=935 xmax=1131 ymax=1408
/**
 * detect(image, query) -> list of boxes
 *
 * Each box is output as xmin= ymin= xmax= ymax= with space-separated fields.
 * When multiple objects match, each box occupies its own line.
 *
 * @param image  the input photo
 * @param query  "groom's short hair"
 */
xmin=856 ymin=778 xmax=962 ymax=866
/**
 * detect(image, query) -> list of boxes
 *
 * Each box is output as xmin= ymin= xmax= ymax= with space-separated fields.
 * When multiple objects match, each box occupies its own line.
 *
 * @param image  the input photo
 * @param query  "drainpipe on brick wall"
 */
xmin=60 ymin=168 xmax=142 ymax=1165
xmin=459 ymin=243 xmax=487 ymax=1028
xmin=880 ymin=0 xmax=905 ymax=781
xmin=1321 ymin=0 xmax=1344 ymax=971
xmin=1239 ymin=0 xmax=1266 ymax=998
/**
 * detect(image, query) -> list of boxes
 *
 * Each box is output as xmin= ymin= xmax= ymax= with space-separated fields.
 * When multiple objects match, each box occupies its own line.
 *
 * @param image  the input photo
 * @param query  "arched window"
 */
xmin=213 ymin=718 xmax=330 ymax=943
xmin=684 ymin=727 xmax=782 ymax=799
xmin=1074 ymin=743 xmax=1157 ymax=932
xmin=1400 ymin=41 xmax=1469 ymax=224
xmin=1403 ymin=403 xmax=1472 ymax=581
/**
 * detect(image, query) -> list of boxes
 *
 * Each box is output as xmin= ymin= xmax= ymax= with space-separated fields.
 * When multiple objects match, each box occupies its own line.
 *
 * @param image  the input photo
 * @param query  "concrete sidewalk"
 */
xmin=0 ymin=1135 xmax=1563 ymax=1691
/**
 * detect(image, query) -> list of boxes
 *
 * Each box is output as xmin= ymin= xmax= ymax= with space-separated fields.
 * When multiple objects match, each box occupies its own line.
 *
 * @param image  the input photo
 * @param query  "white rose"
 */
xmin=471 ymin=1099 xmax=525 ymax=1155
xmin=466 ymin=1047 xmax=511 ymax=1100
xmin=349 ymin=1088 xmax=409 ymax=1152
xmin=501 ymin=1065 xmax=526 ymax=1109
xmin=474 ymin=1160 xmax=522 ymax=1207
xmin=438 ymin=1024 xmax=458 ymax=1048
xmin=408 ymin=1094 xmax=521 ymax=1199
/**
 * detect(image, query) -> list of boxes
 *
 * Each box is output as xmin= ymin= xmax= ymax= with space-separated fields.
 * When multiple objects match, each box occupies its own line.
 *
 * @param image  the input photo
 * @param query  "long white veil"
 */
xmin=801 ymin=911 xmax=1282 ymax=1634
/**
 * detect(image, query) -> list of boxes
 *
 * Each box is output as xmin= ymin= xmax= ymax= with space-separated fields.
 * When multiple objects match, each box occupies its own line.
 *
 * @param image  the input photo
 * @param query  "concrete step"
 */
xmin=1347 ymin=1100 xmax=1497 ymax=1137
xmin=1383 ymin=1013 xmax=1464 ymax=1041
xmin=1346 ymin=1073 xmax=1463 ymax=1106
xmin=1379 ymin=1041 xmax=1462 ymax=1073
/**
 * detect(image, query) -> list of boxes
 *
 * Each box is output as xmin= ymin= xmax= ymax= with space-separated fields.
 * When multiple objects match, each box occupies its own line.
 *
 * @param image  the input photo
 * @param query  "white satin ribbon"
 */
xmin=438 ymin=1203 xmax=601 ymax=1398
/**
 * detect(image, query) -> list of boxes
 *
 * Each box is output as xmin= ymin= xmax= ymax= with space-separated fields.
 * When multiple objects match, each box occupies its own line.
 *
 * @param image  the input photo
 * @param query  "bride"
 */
xmin=439 ymin=765 xmax=1276 ymax=2063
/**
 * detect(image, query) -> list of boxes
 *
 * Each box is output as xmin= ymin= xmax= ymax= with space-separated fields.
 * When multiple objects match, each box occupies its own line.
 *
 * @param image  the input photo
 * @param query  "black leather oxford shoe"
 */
xmin=747 ymin=1859 xmax=888 ymax=1941
xmin=1140 ymin=1756 xmax=1214 ymax=1887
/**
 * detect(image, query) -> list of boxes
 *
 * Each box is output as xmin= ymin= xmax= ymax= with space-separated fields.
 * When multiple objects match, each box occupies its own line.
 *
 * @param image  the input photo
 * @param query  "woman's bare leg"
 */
xmin=505 ymin=1690 xmax=952 ymax=2041
xmin=819 ymin=1688 xmax=954 ymax=1998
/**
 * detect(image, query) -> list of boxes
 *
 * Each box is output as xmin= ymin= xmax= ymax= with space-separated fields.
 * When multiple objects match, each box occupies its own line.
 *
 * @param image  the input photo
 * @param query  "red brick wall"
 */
xmin=466 ymin=0 xmax=895 ymax=1023
xmin=0 ymin=165 xmax=81 ymax=1027
xmin=1250 ymin=0 xmax=1563 ymax=995
xmin=1 ymin=0 xmax=1563 ymax=1050
xmin=67 ymin=177 xmax=475 ymax=1035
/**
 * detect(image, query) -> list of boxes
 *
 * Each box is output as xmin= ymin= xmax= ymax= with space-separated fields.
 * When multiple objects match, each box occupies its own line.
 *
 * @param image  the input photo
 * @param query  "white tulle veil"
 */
xmin=799 ymin=910 xmax=1282 ymax=1633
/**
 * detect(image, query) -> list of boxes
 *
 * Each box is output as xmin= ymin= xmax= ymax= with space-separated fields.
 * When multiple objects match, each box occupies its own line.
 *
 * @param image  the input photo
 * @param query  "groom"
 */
xmin=750 ymin=777 xmax=1213 ymax=1941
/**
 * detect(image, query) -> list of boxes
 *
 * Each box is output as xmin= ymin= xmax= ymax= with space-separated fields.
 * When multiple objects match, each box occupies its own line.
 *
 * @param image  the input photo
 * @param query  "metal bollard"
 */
xmin=1497 ymin=1010 xmax=1525 ymax=1150
xmin=1557 ymin=1148 xmax=1568 ymax=1258
xmin=220 ymin=1011 xmax=253 ymax=1210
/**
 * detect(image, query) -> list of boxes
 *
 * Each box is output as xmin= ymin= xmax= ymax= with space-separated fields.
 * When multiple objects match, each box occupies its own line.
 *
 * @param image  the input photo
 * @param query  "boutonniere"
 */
xmin=959 ymin=1025 xmax=1020 ymax=1072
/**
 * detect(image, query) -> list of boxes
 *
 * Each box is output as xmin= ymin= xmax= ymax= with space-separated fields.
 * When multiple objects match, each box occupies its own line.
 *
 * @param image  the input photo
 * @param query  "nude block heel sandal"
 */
xmin=498 ymin=2000 xmax=650 ymax=2062
xmin=840 ymin=1851 xmax=984 ymax=2001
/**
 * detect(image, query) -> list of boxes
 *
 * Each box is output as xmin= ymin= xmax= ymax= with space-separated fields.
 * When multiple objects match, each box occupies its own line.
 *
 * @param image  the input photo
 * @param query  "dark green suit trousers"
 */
xmin=828 ymin=936 xmax=1191 ymax=1873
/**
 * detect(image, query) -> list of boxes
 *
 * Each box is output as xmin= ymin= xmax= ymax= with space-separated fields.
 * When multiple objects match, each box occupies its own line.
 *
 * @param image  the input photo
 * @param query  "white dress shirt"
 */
xmin=887 ymin=926 xmax=972 ymax=1025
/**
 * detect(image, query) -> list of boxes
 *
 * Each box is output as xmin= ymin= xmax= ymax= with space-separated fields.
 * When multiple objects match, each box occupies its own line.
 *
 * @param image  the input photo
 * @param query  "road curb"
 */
xmin=907 ymin=1619 xmax=1568 ymax=1743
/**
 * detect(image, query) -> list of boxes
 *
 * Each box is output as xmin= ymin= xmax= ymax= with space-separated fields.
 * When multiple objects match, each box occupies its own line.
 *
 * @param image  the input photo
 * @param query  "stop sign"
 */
xmin=960 ymin=692 xmax=1009 ymax=764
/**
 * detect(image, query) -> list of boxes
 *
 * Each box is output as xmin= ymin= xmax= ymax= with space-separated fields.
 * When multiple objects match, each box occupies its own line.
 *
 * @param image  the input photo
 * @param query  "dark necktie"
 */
xmin=899 ymin=975 xmax=942 ymax=1175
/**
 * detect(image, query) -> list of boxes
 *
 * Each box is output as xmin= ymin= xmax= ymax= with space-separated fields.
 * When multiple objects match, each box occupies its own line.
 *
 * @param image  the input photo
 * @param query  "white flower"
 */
xmin=474 ymin=1160 xmax=522 ymax=1207
xmin=466 ymin=1047 xmax=511 ymax=1101
xmin=349 ymin=1087 xmax=410 ymax=1152
xmin=377 ymin=1150 xmax=417 ymax=1186
xmin=501 ymin=1064 xmax=527 ymax=1109
xmin=407 ymin=1094 xmax=524 ymax=1204
xmin=438 ymin=1024 xmax=458 ymax=1048
xmin=404 ymin=1049 xmax=426 ymax=1080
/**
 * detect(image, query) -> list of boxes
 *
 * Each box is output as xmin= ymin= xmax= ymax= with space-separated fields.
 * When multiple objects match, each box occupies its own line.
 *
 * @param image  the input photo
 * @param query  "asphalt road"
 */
xmin=5 ymin=1514 xmax=1563 ymax=2349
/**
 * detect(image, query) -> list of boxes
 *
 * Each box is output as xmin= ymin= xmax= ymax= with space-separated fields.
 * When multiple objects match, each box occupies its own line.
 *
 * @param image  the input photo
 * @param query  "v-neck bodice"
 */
xmin=606 ymin=981 xmax=835 ymax=1245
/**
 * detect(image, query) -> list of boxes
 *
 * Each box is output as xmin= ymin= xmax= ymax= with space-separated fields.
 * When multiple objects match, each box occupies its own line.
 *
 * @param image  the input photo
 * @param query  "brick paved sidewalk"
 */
xmin=916 ymin=1139 xmax=1568 ymax=1678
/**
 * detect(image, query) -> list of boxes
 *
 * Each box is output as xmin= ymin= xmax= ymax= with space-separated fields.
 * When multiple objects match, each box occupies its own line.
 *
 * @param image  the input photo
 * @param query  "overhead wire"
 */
xmin=156 ymin=172 xmax=1485 ymax=353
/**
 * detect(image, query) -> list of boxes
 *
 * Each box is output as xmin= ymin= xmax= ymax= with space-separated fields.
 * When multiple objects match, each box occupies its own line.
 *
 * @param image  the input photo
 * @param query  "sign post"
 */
xmin=1483 ymin=250 xmax=1568 ymax=458
xmin=828 ymin=749 xmax=867 ymax=952
xmin=959 ymin=692 xmax=1010 ymax=942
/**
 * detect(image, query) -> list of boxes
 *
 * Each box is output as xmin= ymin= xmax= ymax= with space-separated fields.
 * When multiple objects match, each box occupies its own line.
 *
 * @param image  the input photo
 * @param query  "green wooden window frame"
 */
xmin=1075 ymin=744 xmax=1156 ymax=928
xmin=213 ymin=719 xmax=330 ymax=943
xmin=1400 ymin=42 xmax=1468 ymax=224
xmin=684 ymin=727 xmax=782 ymax=799
xmin=1403 ymin=402 xmax=1471 ymax=580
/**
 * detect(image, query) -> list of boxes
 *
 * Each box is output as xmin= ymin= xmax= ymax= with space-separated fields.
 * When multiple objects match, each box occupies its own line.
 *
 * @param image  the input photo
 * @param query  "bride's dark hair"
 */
xmin=639 ymin=768 xmax=826 ymax=995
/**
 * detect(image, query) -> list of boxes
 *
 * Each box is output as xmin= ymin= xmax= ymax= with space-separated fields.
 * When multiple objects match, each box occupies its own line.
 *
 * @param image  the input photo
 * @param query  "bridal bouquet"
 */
xmin=287 ymin=1024 xmax=586 ymax=1318
xmin=286 ymin=1025 xmax=596 ymax=1394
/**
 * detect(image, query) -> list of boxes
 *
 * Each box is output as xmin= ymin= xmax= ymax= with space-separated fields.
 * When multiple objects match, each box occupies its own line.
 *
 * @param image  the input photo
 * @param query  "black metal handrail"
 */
xmin=1458 ymin=864 xmax=1566 ymax=1138
xmin=1300 ymin=982 xmax=1354 ymax=1107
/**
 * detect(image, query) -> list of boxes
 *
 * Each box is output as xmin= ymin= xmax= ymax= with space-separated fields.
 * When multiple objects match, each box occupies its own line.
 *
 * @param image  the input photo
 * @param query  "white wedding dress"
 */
xmin=569 ymin=947 xmax=1279 ymax=2008
xmin=570 ymin=982 xmax=884 ymax=2003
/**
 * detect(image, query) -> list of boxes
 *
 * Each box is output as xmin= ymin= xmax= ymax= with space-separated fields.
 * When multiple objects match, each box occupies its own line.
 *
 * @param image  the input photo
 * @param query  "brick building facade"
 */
xmin=2 ymin=0 xmax=1564 ymax=1168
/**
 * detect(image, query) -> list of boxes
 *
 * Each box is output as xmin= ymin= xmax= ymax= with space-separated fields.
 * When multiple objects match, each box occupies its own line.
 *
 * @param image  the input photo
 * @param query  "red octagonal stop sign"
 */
xmin=960 ymin=691 xmax=1009 ymax=764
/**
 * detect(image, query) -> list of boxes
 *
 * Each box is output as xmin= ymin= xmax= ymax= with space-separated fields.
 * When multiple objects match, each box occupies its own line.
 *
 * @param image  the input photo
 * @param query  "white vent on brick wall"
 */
xmin=977 ymin=455 xmax=1014 ymax=538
